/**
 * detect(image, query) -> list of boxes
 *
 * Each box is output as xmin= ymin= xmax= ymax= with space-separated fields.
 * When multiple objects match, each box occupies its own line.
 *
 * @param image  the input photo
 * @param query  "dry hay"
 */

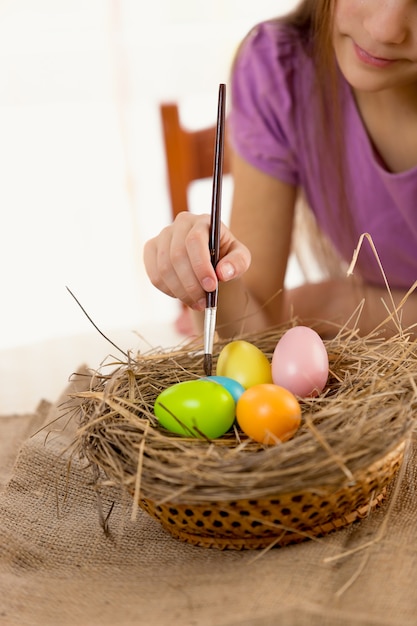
xmin=66 ymin=316 xmax=417 ymax=548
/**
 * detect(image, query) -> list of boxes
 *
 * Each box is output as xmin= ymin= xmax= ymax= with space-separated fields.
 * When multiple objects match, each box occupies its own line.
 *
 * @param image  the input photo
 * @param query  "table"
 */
xmin=1 ymin=325 xmax=416 ymax=626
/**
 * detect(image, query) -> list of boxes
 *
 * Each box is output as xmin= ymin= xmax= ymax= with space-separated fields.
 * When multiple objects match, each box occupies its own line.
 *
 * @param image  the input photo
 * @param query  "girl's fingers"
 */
xmin=166 ymin=216 xmax=213 ymax=307
xmin=216 ymin=239 xmax=252 ymax=282
xmin=143 ymin=212 xmax=252 ymax=308
xmin=144 ymin=214 xmax=212 ymax=308
xmin=179 ymin=215 xmax=251 ymax=289
xmin=170 ymin=213 xmax=216 ymax=303
xmin=143 ymin=232 xmax=176 ymax=298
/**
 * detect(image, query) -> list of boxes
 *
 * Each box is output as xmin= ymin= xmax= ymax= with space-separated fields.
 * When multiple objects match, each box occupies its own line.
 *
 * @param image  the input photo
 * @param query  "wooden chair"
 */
xmin=159 ymin=102 xmax=230 ymax=219
xmin=159 ymin=102 xmax=231 ymax=335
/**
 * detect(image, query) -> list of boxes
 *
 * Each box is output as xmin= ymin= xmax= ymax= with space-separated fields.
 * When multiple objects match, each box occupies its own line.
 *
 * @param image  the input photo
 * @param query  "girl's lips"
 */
xmin=353 ymin=42 xmax=395 ymax=68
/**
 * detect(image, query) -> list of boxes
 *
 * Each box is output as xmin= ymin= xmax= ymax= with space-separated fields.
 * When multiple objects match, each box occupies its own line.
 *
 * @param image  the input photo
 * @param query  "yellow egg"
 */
xmin=216 ymin=340 xmax=272 ymax=389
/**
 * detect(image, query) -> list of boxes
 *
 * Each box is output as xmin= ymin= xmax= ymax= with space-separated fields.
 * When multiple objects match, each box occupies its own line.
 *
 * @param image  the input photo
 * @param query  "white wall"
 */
xmin=0 ymin=0 xmax=299 ymax=349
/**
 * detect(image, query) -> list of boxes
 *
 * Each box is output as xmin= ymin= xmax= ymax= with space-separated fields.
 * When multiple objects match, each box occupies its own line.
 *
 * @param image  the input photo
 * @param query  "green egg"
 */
xmin=154 ymin=380 xmax=235 ymax=439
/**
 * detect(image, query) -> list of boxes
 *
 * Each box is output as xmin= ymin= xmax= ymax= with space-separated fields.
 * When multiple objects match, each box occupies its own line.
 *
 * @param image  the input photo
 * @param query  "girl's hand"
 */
xmin=143 ymin=212 xmax=251 ymax=311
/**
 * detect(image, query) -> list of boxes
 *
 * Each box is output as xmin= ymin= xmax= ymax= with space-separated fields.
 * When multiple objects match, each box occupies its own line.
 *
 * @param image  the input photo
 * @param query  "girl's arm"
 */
xmin=214 ymin=152 xmax=297 ymax=336
xmin=284 ymin=278 xmax=417 ymax=338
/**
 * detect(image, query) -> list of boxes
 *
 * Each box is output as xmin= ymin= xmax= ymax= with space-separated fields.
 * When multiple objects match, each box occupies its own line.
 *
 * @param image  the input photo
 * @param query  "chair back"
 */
xmin=160 ymin=103 xmax=230 ymax=220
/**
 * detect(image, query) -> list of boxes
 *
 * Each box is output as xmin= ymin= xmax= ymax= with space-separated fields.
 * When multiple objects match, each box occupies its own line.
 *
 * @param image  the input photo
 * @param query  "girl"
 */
xmin=144 ymin=0 xmax=417 ymax=339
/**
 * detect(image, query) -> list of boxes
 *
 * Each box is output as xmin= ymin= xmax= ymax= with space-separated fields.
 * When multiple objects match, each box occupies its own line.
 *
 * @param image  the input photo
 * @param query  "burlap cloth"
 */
xmin=1 ymin=368 xmax=417 ymax=626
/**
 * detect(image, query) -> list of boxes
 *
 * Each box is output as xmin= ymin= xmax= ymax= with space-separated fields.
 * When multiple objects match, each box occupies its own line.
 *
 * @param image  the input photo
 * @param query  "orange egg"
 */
xmin=236 ymin=384 xmax=301 ymax=445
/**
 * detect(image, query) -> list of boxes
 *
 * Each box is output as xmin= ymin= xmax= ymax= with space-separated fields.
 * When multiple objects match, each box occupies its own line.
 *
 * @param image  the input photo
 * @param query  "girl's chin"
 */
xmin=335 ymin=46 xmax=396 ymax=92
xmin=335 ymin=34 xmax=417 ymax=95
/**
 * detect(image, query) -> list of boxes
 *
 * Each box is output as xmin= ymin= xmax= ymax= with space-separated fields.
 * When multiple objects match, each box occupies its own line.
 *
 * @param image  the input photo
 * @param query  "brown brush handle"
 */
xmin=208 ymin=83 xmax=226 ymax=276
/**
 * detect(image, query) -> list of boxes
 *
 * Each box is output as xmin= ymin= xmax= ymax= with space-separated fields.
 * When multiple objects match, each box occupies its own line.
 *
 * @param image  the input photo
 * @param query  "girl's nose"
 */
xmin=363 ymin=1 xmax=410 ymax=46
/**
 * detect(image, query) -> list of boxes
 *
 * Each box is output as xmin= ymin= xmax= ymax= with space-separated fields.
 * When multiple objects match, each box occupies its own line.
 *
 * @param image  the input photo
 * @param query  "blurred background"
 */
xmin=0 ymin=0 xmax=299 ymax=411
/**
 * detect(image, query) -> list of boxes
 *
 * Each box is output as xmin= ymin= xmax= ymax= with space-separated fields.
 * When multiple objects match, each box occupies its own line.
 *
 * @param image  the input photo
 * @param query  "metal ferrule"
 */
xmin=204 ymin=307 xmax=217 ymax=355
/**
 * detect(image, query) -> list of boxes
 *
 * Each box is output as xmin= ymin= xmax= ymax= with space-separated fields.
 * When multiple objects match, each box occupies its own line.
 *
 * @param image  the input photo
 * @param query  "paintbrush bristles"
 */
xmin=203 ymin=353 xmax=213 ymax=377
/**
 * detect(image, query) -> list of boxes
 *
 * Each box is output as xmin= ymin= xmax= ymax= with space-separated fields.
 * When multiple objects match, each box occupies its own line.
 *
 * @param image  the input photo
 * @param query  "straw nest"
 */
xmin=72 ymin=322 xmax=417 ymax=549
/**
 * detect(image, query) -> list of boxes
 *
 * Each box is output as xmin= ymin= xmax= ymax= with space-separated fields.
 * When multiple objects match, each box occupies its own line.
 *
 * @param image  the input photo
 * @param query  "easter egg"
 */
xmin=272 ymin=326 xmax=329 ymax=398
xmin=202 ymin=375 xmax=245 ymax=404
xmin=236 ymin=383 xmax=301 ymax=445
xmin=154 ymin=380 xmax=235 ymax=439
xmin=216 ymin=340 xmax=272 ymax=389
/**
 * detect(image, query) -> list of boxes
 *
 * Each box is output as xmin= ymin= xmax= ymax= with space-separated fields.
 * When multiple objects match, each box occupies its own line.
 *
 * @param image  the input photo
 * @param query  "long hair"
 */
xmin=283 ymin=0 xmax=335 ymax=53
xmin=283 ymin=0 xmax=338 ymax=99
xmin=280 ymin=0 xmax=351 ymax=280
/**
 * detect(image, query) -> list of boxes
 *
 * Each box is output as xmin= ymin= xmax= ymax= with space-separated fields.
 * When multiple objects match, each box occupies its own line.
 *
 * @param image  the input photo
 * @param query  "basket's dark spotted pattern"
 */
xmin=139 ymin=441 xmax=404 ymax=550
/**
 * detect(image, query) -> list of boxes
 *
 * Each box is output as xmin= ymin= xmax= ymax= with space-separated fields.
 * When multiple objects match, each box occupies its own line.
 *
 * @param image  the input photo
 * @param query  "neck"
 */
xmin=354 ymin=82 xmax=417 ymax=117
xmin=353 ymin=84 xmax=417 ymax=173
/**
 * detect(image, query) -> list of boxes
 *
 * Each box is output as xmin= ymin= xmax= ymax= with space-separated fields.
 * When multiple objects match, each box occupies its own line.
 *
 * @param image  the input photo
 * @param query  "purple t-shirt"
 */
xmin=228 ymin=21 xmax=417 ymax=290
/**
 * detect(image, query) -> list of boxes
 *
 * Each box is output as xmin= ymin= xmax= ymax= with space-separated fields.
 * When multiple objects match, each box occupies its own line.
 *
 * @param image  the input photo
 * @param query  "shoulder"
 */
xmin=230 ymin=20 xmax=316 ymax=132
xmin=228 ymin=20 xmax=315 ymax=183
xmin=233 ymin=20 xmax=313 ymax=88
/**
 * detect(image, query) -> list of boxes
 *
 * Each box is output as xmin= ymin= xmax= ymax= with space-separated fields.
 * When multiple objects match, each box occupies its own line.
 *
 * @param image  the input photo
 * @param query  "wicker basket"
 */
xmin=74 ymin=325 xmax=416 ymax=550
xmin=138 ymin=441 xmax=404 ymax=549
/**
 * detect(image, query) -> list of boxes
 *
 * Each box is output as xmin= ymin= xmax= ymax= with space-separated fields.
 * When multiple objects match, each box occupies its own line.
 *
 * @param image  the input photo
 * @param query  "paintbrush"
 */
xmin=203 ymin=83 xmax=226 ymax=376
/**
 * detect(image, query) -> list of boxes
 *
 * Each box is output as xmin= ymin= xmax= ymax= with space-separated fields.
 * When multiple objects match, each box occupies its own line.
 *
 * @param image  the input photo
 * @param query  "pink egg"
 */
xmin=271 ymin=326 xmax=329 ymax=397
